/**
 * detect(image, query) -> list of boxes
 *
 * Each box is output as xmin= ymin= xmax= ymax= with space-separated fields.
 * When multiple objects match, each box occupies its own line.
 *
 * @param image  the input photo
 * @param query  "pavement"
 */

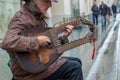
xmin=0 ymin=48 xmax=12 ymax=80
xmin=96 ymin=25 xmax=117 ymax=80
xmin=86 ymin=20 xmax=118 ymax=80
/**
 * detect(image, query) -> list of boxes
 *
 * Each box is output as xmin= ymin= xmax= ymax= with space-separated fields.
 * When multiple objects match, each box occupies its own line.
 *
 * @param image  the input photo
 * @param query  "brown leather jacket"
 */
xmin=1 ymin=4 xmax=67 ymax=80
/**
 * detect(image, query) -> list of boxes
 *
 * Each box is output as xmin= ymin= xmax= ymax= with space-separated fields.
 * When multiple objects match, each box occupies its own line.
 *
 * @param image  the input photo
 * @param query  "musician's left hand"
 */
xmin=62 ymin=25 xmax=74 ymax=40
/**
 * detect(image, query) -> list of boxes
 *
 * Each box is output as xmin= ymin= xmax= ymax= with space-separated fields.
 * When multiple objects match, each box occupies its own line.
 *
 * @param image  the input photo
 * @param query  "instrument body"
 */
xmin=16 ymin=27 xmax=61 ymax=73
xmin=15 ymin=17 xmax=95 ymax=73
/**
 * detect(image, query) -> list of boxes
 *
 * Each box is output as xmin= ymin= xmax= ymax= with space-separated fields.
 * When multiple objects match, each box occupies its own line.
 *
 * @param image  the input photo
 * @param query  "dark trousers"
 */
xmin=113 ymin=13 xmax=116 ymax=18
xmin=44 ymin=57 xmax=83 ymax=80
xmin=92 ymin=14 xmax=98 ymax=25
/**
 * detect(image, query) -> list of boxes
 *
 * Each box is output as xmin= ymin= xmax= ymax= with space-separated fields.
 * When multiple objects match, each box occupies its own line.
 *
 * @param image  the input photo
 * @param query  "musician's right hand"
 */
xmin=37 ymin=36 xmax=51 ymax=46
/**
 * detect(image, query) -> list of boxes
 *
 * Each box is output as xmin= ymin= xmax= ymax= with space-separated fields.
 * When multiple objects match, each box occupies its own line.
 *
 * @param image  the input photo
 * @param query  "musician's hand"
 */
xmin=62 ymin=25 xmax=74 ymax=40
xmin=37 ymin=36 xmax=51 ymax=46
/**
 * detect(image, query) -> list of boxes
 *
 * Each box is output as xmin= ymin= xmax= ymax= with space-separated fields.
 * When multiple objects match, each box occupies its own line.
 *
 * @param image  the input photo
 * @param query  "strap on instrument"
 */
xmin=7 ymin=57 xmax=14 ymax=67
xmin=91 ymin=37 xmax=96 ymax=60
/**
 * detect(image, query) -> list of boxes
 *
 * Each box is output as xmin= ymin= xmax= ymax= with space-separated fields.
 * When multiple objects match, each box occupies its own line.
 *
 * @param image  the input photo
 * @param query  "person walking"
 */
xmin=111 ymin=3 xmax=117 ymax=19
xmin=91 ymin=1 xmax=99 ymax=26
xmin=1 ymin=0 xmax=83 ymax=80
xmin=99 ymin=1 xmax=108 ymax=30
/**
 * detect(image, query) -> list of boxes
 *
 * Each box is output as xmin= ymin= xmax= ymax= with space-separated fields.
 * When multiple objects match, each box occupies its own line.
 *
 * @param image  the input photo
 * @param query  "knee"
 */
xmin=72 ymin=57 xmax=82 ymax=66
xmin=70 ymin=61 xmax=82 ymax=68
xmin=70 ymin=61 xmax=83 ymax=73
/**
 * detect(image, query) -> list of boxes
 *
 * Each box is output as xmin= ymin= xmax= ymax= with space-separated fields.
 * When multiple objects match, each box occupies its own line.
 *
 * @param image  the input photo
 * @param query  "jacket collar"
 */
xmin=23 ymin=2 xmax=44 ymax=20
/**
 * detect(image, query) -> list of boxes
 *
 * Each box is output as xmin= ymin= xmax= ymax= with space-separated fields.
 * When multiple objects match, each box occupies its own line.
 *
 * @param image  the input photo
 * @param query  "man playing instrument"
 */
xmin=1 ymin=0 xmax=83 ymax=80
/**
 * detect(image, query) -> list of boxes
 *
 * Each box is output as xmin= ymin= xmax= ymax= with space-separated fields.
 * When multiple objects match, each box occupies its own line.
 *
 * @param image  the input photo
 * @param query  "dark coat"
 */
xmin=99 ymin=4 xmax=108 ymax=16
xmin=1 ymin=4 xmax=67 ymax=80
xmin=111 ymin=4 xmax=117 ymax=14
xmin=91 ymin=5 xmax=99 ymax=15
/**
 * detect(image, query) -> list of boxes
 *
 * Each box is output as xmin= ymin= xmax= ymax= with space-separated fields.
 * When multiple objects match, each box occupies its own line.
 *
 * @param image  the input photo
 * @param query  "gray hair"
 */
xmin=29 ymin=0 xmax=41 ymax=13
xmin=28 ymin=0 xmax=47 ymax=19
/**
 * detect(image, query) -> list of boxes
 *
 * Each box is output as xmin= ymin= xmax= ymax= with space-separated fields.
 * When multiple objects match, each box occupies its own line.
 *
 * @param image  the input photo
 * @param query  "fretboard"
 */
xmin=57 ymin=34 xmax=92 ymax=54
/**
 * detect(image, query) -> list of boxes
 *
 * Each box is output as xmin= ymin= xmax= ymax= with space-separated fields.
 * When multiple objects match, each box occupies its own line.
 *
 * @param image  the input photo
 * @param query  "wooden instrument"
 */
xmin=15 ymin=17 xmax=95 ymax=73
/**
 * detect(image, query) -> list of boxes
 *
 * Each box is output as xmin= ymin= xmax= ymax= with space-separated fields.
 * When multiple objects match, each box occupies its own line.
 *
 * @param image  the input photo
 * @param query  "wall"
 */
xmin=80 ymin=0 xmax=92 ymax=15
xmin=0 ymin=0 xmax=20 ymax=39
xmin=64 ymin=0 xmax=71 ymax=15
xmin=51 ymin=0 xmax=71 ymax=25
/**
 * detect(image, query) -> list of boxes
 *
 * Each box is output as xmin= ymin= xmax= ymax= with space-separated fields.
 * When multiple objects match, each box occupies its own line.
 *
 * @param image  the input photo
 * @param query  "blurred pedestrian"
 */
xmin=99 ymin=1 xmax=108 ymax=30
xmin=111 ymin=3 xmax=117 ymax=19
xmin=91 ymin=1 xmax=99 ymax=26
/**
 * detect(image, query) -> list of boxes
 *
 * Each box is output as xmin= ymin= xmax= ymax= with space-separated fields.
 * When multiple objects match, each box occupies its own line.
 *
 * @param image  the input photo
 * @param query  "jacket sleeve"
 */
xmin=2 ymin=12 xmax=40 ymax=52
